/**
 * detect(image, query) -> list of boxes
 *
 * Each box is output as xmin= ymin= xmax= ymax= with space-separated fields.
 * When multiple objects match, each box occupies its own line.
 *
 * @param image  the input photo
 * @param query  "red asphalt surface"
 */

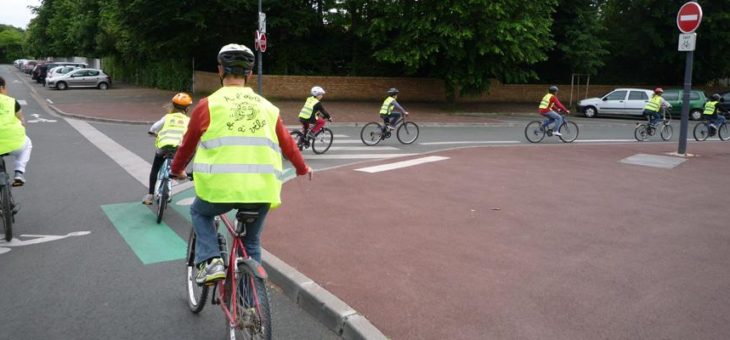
xmin=266 ymin=142 xmax=730 ymax=340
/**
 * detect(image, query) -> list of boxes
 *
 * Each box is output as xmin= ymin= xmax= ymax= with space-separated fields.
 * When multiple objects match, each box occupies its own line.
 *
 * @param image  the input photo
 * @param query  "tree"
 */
xmin=356 ymin=0 xmax=558 ymax=99
xmin=0 ymin=25 xmax=25 ymax=63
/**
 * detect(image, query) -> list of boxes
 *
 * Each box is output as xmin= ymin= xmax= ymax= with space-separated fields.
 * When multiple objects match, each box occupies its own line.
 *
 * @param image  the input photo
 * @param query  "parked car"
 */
xmin=22 ymin=60 xmax=38 ymax=74
xmin=578 ymin=88 xmax=653 ymax=118
xmin=661 ymin=89 xmax=707 ymax=120
xmin=35 ymin=62 xmax=87 ymax=85
xmin=47 ymin=68 xmax=111 ymax=90
xmin=44 ymin=66 xmax=80 ymax=86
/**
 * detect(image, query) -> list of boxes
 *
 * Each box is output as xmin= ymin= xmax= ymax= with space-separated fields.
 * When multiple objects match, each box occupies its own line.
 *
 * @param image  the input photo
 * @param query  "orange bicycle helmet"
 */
xmin=172 ymin=92 xmax=193 ymax=109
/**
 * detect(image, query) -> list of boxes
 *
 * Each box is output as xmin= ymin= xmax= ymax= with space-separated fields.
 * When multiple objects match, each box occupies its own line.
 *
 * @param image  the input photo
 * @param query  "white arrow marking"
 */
xmin=0 ymin=231 xmax=91 ymax=255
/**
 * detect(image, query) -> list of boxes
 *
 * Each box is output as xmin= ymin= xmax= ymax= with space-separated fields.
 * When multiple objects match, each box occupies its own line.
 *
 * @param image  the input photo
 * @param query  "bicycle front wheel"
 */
xmin=558 ymin=121 xmax=579 ymax=143
xmin=524 ymin=121 xmax=546 ymax=143
xmin=396 ymin=121 xmax=419 ymax=144
xmin=228 ymin=258 xmax=272 ymax=339
xmin=1 ymin=184 xmax=12 ymax=242
xmin=634 ymin=124 xmax=649 ymax=142
xmin=312 ymin=128 xmax=333 ymax=154
xmin=693 ymin=123 xmax=709 ymax=141
xmin=186 ymin=230 xmax=209 ymax=313
xmin=719 ymin=123 xmax=730 ymax=141
xmin=156 ymin=178 xmax=169 ymax=224
xmin=660 ymin=124 xmax=673 ymax=141
xmin=360 ymin=122 xmax=384 ymax=146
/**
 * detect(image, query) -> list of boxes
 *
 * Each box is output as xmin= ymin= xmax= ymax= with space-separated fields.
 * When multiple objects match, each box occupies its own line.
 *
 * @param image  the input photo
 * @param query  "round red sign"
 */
xmin=259 ymin=33 xmax=267 ymax=53
xmin=677 ymin=2 xmax=702 ymax=33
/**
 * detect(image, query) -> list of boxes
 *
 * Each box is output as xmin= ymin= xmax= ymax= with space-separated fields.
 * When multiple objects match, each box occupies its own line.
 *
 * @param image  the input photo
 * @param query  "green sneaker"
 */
xmin=195 ymin=258 xmax=225 ymax=285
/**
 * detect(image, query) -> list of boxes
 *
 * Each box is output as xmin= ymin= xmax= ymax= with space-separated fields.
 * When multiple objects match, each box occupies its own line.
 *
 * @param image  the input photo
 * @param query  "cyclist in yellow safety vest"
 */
xmin=298 ymin=86 xmax=333 ymax=142
xmin=170 ymin=44 xmax=312 ymax=285
xmin=703 ymin=93 xmax=726 ymax=131
xmin=642 ymin=88 xmax=671 ymax=126
xmin=538 ymin=85 xmax=570 ymax=136
xmin=0 ymin=76 xmax=32 ymax=186
xmin=142 ymin=93 xmax=193 ymax=205
xmin=380 ymin=88 xmax=409 ymax=130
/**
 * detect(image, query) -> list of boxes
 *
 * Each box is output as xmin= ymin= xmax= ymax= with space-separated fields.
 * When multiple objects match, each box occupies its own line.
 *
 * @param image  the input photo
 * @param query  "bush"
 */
xmin=102 ymin=56 xmax=192 ymax=91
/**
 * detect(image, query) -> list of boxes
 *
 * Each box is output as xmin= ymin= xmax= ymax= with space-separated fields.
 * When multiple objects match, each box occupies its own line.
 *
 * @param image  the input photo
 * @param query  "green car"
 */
xmin=662 ymin=89 xmax=707 ymax=120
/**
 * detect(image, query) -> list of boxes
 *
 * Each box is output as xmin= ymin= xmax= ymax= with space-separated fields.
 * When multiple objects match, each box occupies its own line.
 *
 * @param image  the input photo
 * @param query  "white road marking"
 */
xmin=27 ymin=113 xmax=57 ymax=123
xmin=17 ymin=100 xmax=27 ymax=106
xmin=0 ymin=231 xmax=91 ymax=255
xmin=575 ymin=139 xmax=636 ymax=143
xmin=420 ymin=141 xmax=521 ymax=145
xmin=327 ymin=146 xmax=399 ymax=151
xmin=333 ymin=134 xmax=349 ymax=138
xmin=303 ymin=153 xmax=415 ymax=160
xmin=46 ymin=98 xmax=54 ymax=104
xmin=355 ymin=156 xmax=449 ymax=173
xmin=334 ymin=139 xmax=367 ymax=144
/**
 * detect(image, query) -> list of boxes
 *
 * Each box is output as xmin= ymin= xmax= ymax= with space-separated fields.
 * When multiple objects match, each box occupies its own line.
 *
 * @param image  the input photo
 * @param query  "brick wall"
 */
xmin=193 ymin=71 xmax=728 ymax=104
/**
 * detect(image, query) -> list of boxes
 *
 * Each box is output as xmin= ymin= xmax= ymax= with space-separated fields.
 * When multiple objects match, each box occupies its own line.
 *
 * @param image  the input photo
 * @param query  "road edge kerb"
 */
xmin=48 ymin=104 xmax=155 ymax=125
xmin=262 ymin=249 xmax=389 ymax=340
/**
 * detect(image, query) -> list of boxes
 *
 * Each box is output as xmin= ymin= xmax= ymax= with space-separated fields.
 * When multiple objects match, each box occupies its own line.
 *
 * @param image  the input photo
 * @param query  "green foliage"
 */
xmin=103 ymin=56 xmax=192 ymax=91
xmin=0 ymin=25 xmax=26 ymax=63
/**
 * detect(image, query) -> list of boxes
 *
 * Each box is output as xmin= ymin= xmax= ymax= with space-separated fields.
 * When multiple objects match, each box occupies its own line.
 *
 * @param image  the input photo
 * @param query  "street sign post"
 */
xmin=676 ymin=2 xmax=703 ymax=155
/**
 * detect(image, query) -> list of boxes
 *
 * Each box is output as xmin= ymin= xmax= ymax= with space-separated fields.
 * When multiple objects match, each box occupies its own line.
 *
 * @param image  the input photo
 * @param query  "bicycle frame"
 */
xmin=213 ymin=213 xmax=268 ymax=331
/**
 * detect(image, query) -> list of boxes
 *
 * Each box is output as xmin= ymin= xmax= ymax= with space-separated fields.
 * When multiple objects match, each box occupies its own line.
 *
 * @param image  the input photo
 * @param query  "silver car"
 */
xmin=44 ymin=66 xmax=80 ymax=86
xmin=47 ymin=68 xmax=111 ymax=90
xmin=578 ymin=88 xmax=654 ymax=118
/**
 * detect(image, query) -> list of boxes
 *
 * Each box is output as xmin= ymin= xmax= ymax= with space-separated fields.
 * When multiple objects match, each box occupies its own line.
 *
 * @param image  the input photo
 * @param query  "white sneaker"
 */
xmin=553 ymin=131 xmax=562 ymax=136
xmin=142 ymin=194 xmax=153 ymax=205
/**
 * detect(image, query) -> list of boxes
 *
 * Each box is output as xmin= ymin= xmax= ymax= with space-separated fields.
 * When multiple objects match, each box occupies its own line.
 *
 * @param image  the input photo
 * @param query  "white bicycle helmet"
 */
xmin=217 ymin=43 xmax=255 ymax=75
xmin=311 ymin=86 xmax=326 ymax=96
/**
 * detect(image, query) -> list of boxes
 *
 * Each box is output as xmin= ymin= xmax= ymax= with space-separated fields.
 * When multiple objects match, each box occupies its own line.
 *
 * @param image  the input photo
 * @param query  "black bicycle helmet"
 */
xmin=712 ymin=93 xmax=721 ymax=101
xmin=217 ymin=44 xmax=255 ymax=76
xmin=387 ymin=87 xmax=399 ymax=96
xmin=548 ymin=85 xmax=559 ymax=93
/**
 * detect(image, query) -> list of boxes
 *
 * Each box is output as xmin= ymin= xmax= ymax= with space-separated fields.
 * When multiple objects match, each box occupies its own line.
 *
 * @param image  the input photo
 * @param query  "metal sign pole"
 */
xmin=678 ymin=50 xmax=693 ymax=155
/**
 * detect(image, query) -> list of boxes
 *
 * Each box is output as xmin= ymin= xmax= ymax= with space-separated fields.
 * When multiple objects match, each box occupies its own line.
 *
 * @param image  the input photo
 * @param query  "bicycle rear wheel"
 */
xmin=227 ymin=253 xmax=271 ymax=339
xmin=693 ymin=123 xmax=709 ymax=141
xmin=312 ymin=128 xmax=333 ymax=154
xmin=396 ymin=121 xmax=419 ymax=144
xmin=360 ymin=122 xmax=384 ymax=146
xmin=719 ymin=123 xmax=730 ymax=141
xmin=660 ymin=124 xmax=673 ymax=141
xmin=156 ymin=177 xmax=169 ymax=224
xmin=524 ymin=121 xmax=545 ymax=143
xmin=185 ymin=229 xmax=209 ymax=313
xmin=634 ymin=124 xmax=649 ymax=142
xmin=1 ymin=184 xmax=12 ymax=242
xmin=289 ymin=131 xmax=304 ymax=151
xmin=558 ymin=121 xmax=579 ymax=143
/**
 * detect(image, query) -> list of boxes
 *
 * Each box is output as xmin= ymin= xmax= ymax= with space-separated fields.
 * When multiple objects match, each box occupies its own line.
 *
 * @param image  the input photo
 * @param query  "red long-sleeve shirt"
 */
xmin=539 ymin=95 xmax=568 ymax=114
xmin=170 ymin=96 xmax=309 ymax=176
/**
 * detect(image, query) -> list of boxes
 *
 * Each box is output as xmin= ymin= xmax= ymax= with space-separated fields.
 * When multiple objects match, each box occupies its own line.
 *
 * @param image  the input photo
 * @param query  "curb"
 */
xmin=262 ymin=249 xmax=389 ymax=340
xmin=47 ymin=104 xmax=156 ymax=125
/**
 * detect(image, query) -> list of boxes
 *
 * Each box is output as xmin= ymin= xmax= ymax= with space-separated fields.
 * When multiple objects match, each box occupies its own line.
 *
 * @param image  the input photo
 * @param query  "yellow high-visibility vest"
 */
xmin=192 ymin=86 xmax=283 ymax=206
xmin=298 ymin=96 xmax=319 ymax=120
xmin=155 ymin=112 xmax=190 ymax=149
xmin=539 ymin=94 xmax=553 ymax=110
xmin=380 ymin=96 xmax=395 ymax=116
xmin=644 ymin=95 xmax=662 ymax=112
xmin=703 ymin=101 xmax=718 ymax=116
xmin=0 ymin=94 xmax=25 ymax=155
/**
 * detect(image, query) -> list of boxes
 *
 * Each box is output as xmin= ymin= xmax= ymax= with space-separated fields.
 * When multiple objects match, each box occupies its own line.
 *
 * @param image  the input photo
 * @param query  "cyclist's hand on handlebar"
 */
xmin=148 ymin=131 xmax=157 ymax=137
xmin=171 ymin=170 xmax=187 ymax=180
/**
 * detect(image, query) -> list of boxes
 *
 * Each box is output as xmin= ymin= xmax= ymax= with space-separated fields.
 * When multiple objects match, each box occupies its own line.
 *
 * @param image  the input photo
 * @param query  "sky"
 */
xmin=1 ymin=0 xmax=41 ymax=29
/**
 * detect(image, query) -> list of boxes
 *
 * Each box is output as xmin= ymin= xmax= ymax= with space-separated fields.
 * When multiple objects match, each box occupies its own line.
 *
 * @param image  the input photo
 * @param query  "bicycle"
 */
xmin=635 ymin=107 xmax=673 ymax=142
xmin=693 ymin=117 xmax=730 ymax=141
xmin=153 ymin=146 xmax=177 ymax=224
xmin=185 ymin=202 xmax=272 ymax=340
xmin=524 ymin=111 xmax=579 ymax=143
xmin=0 ymin=155 xmax=17 ymax=241
xmin=290 ymin=118 xmax=333 ymax=154
xmin=360 ymin=114 xmax=419 ymax=146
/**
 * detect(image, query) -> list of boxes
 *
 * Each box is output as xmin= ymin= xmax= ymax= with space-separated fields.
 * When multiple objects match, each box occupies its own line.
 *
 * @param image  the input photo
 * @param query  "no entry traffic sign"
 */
xmin=677 ymin=2 xmax=702 ymax=33
xmin=255 ymin=30 xmax=267 ymax=53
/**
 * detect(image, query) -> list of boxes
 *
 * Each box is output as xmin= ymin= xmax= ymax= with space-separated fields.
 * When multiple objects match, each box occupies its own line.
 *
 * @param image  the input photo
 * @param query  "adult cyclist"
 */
xmin=538 ymin=85 xmax=570 ymax=136
xmin=0 ymin=76 xmax=32 ymax=186
xmin=171 ymin=44 xmax=312 ymax=285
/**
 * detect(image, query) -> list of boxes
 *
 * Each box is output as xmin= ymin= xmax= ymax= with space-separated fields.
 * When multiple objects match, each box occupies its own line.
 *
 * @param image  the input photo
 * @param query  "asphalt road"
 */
xmin=0 ymin=66 xmax=339 ymax=340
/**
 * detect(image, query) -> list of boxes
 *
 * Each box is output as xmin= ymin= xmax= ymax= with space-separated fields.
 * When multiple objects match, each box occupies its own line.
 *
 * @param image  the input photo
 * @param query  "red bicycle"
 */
xmin=185 ymin=205 xmax=271 ymax=340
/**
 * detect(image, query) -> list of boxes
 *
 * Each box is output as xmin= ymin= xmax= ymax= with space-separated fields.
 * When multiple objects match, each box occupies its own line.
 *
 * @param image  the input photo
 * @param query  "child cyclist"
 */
xmin=538 ymin=85 xmax=570 ymax=136
xmin=703 ymin=93 xmax=726 ymax=133
xmin=298 ymin=86 xmax=333 ymax=141
xmin=380 ymin=88 xmax=409 ymax=130
xmin=142 ymin=93 xmax=192 ymax=205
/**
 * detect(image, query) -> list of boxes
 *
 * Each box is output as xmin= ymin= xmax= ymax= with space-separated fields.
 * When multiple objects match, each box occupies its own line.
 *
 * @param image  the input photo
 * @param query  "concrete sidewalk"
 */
xmin=44 ymin=82 xmax=535 ymax=125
